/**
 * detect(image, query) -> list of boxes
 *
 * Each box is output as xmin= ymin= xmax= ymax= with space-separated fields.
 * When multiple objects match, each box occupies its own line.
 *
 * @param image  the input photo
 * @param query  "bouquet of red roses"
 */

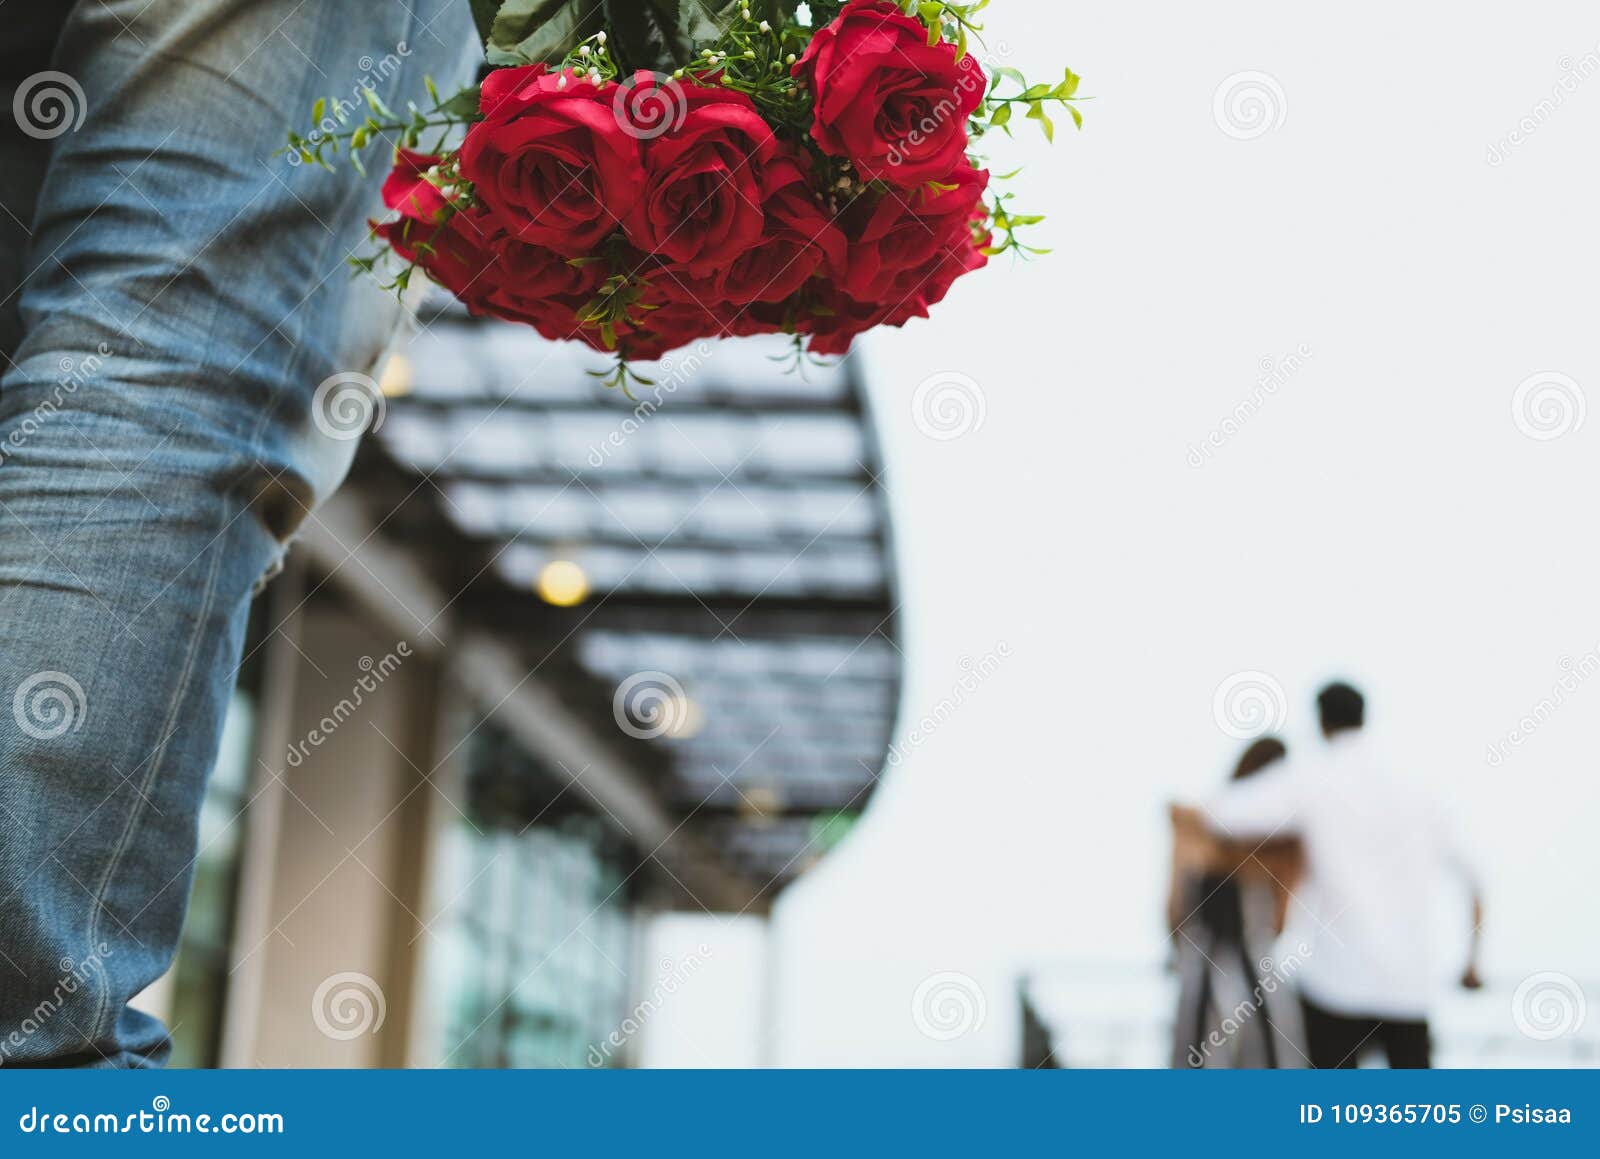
xmin=290 ymin=0 xmax=1080 ymax=384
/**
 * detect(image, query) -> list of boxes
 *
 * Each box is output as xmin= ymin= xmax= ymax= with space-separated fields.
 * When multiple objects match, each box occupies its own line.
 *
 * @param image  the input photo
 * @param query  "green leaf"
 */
xmin=437 ymin=84 xmax=484 ymax=118
xmin=479 ymin=0 xmax=799 ymax=71
xmin=989 ymin=102 xmax=1011 ymax=127
xmin=606 ymin=0 xmax=683 ymax=72
xmin=361 ymin=86 xmax=396 ymax=119
xmin=990 ymin=65 xmax=1026 ymax=91
xmin=676 ymin=1 xmax=797 ymax=59
xmin=1026 ymin=101 xmax=1054 ymax=142
xmin=470 ymin=0 xmax=503 ymax=44
xmin=484 ymin=0 xmax=605 ymax=67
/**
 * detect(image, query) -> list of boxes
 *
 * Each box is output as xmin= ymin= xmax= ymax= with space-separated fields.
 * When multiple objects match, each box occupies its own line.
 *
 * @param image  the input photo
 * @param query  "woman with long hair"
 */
xmin=1167 ymin=737 xmax=1305 ymax=1067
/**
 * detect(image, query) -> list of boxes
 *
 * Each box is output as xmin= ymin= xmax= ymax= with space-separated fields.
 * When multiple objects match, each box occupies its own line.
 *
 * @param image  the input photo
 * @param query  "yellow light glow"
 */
xmin=666 ymin=696 xmax=705 ymax=741
xmin=536 ymin=559 xmax=590 ymax=607
xmin=740 ymin=785 xmax=783 ymax=825
xmin=378 ymin=353 xmax=413 ymax=398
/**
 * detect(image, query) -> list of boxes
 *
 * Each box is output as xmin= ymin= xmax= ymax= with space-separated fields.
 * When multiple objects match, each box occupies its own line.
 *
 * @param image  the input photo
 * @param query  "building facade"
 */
xmin=134 ymin=307 xmax=902 ymax=1068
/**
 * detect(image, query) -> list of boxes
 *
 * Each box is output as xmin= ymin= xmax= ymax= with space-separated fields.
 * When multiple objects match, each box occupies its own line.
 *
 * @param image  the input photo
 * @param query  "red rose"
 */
xmin=794 ymin=0 xmax=986 ymax=187
xmin=714 ymin=155 xmax=846 ymax=306
xmin=802 ymin=289 xmax=893 ymax=357
xmin=376 ymin=210 xmax=498 ymax=306
xmin=803 ymin=166 xmax=990 ymax=354
xmin=513 ymin=300 xmax=608 ymax=350
xmin=459 ymin=65 xmax=645 ymax=256
xmin=622 ymin=262 xmax=793 ymax=359
xmin=837 ymin=162 xmax=988 ymax=303
xmin=803 ymin=224 xmax=988 ymax=356
xmin=380 ymin=148 xmax=451 ymax=221
xmin=621 ymin=73 xmax=779 ymax=275
xmin=481 ymin=240 xmax=608 ymax=332
xmin=374 ymin=152 xmax=500 ymax=305
xmin=630 ymin=265 xmax=735 ymax=348
xmin=622 ymin=301 xmax=731 ymax=361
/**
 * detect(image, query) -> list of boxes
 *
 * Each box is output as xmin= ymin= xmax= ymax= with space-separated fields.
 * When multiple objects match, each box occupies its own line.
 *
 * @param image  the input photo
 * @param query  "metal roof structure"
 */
xmin=332 ymin=298 xmax=902 ymax=908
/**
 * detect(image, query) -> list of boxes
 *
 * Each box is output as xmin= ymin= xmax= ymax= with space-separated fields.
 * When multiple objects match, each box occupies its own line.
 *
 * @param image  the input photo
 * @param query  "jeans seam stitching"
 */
xmin=83 ymin=499 xmax=229 ymax=1049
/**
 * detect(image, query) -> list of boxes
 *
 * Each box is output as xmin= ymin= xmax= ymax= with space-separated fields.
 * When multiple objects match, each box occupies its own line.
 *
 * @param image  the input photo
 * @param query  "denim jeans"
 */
xmin=0 ymin=0 xmax=475 ymax=1066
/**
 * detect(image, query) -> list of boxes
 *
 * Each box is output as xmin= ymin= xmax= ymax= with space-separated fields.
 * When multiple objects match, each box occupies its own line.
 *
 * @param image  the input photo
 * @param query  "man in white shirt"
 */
xmin=1199 ymin=682 xmax=1483 ymax=1068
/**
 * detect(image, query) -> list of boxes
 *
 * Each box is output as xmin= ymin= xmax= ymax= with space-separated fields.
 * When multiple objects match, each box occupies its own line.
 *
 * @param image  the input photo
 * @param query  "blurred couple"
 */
xmin=1168 ymin=682 xmax=1483 ymax=1069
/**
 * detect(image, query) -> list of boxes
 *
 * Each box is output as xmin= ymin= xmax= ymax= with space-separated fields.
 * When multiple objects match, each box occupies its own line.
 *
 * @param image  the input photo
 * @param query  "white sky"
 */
xmin=648 ymin=0 xmax=1600 ymax=1066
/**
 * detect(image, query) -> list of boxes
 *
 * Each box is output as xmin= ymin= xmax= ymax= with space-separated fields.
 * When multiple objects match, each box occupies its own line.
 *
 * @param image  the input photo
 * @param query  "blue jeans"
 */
xmin=0 ymin=0 xmax=475 ymax=1067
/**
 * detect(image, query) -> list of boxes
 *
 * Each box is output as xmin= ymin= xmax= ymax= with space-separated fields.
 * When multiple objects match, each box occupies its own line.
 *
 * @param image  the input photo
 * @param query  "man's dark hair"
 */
xmin=1317 ymin=681 xmax=1365 ymax=735
xmin=1232 ymin=736 xmax=1287 ymax=781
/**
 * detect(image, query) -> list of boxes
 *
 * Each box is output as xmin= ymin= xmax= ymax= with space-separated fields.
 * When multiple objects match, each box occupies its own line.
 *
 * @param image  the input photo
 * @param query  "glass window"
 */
xmin=435 ymin=729 xmax=636 ymax=1068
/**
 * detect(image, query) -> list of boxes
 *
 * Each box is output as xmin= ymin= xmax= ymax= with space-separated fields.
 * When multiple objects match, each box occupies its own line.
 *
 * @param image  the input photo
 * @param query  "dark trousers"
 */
xmin=1300 ymin=997 xmax=1431 ymax=1068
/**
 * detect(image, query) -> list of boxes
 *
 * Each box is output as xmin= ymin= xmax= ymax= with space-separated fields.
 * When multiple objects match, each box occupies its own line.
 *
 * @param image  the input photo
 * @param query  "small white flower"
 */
xmin=558 ymin=74 xmax=569 ymax=88
xmin=596 ymin=30 xmax=607 ymax=44
xmin=579 ymin=45 xmax=591 ymax=57
xmin=759 ymin=20 xmax=771 ymax=32
xmin=587 ymin=68 xmax=601 ymax=83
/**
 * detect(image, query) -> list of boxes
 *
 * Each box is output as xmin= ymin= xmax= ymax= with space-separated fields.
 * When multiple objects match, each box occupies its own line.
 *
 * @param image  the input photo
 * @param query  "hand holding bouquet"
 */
xmin=289 ymin=1 xmax=1082 ymax=385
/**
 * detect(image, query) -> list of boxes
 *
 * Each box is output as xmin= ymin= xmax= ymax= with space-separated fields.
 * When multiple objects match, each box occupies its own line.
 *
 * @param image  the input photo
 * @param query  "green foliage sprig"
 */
xmin=283 ymin=78 xmax=482 ymax=174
